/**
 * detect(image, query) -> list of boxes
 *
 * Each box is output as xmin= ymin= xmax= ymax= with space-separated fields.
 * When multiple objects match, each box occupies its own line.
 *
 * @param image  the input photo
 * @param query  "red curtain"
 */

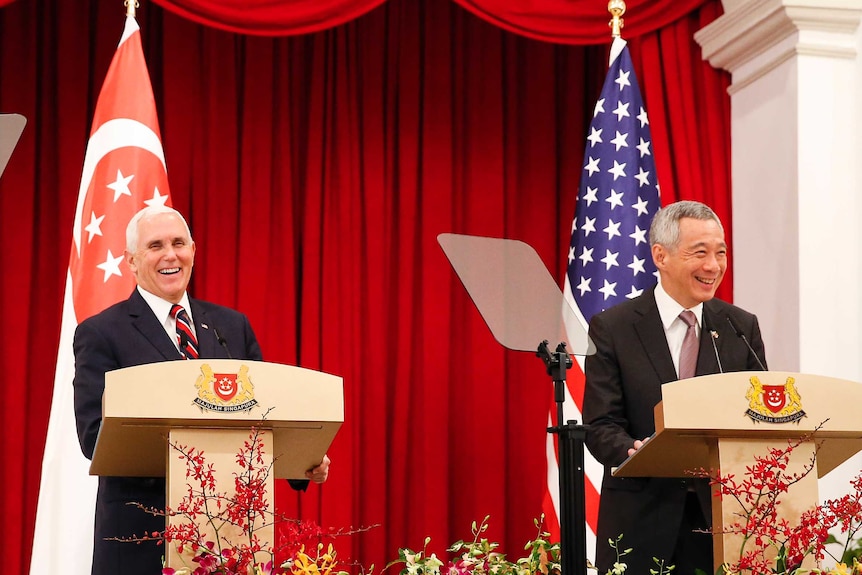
xmin=145 ymin=0 xmax=710 ymax=42
xmin=0 ymin=0 xmax=729 ymax=573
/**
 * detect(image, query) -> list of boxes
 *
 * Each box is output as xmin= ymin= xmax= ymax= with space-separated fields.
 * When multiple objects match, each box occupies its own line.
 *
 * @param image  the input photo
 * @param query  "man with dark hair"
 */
xmin=583 ymin=200 xmax=767 ymax=575
xmin=73 ymin=205 xmax=331 ymax=575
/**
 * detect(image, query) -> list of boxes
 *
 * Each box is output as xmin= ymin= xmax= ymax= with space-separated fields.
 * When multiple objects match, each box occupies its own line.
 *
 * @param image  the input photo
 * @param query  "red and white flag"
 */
xmin=29 ymin=16 xmax=171 ymax=574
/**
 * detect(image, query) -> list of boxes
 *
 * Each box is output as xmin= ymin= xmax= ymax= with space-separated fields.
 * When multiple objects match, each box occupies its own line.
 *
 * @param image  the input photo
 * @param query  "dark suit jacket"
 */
xmin=582 ymin=287 xmax=766 ymax=575
xmin=73 ymin=289 xmax=269 ymax=575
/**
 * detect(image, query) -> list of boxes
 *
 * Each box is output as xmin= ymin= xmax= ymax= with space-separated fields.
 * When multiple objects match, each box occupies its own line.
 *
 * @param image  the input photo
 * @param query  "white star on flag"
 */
xmin=585 ymin=156 xmax=601 ymax=177
xmin=636 ymin=137 xmax=651 ymax=158
xmin=612 ymin=101 xmax=630 ymax=121
xmin=610 ymin=131 xmax=628 ymax=151
xmin=603 ymin=219 xmax=621 ymax=240
xmin=96 ymin=249 xmax=125 ymax=282
xmin=599 ymin=279 xmax=618 ymax=300
xmin=593 ymin=98 xmax=605 ymax=116
xmin=107 ymin=169 xmax=134 ymax=202
xmin=601 ymin=249 xmax=620 ymax=270
xmin=84 ymin=212 xmax=105 ymax=243
xmin=608 ymin=160 xmax=627 ymax=180
xmin=145 ymin=186 xmax=170 ymax=207
xmin=606 ymin=189 xmax=624 ymax=209
xmin=629 ymin=225 xmax=648 ymax=245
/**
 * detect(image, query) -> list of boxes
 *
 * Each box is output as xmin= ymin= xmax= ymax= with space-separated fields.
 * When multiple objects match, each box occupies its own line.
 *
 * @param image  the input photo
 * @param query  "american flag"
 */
xmin=29 ymin=16 xmax=170 ymax=575
xmin=543 ymin=37 xmax=660 ymax=560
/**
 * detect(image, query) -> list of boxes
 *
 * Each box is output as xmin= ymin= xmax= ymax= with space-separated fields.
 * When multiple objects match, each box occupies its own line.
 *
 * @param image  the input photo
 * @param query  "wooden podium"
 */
xmin=613 ymin=371 xmax=862 ymax=571
xmin=90 ymin=359 xmax=343 ymax=568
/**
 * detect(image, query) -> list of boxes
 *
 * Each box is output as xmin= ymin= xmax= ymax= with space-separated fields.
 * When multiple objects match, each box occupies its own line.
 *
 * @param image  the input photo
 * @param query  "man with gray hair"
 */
xmin=583 ymin=200 xmax=767 ymax=575
xmin=73 ymin=205 xmax=331 ymax=575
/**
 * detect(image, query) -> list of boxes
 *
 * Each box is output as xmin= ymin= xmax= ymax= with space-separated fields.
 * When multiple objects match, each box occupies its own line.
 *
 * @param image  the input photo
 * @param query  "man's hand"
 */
xmin=306 ymin=454 xmax=331 ymax=484
xmin=626 ymin=437 xmax=650 ymax=458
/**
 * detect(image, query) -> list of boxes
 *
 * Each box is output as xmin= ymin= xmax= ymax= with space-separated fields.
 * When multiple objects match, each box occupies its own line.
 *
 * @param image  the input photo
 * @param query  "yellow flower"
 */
xmin=291 ymin=542 xmax=342 ymax=575
xmin=292 ymin=545 xmax=322 ymax=575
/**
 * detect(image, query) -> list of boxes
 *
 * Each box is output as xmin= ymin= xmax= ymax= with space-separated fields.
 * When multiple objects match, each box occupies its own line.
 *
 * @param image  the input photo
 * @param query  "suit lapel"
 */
xmin=632 ymin=289 xmax=678 ymax=384
xmin=190 ymin=299 xmax=218 ymax=359
xmin=127 ymin=290 xmax=183 ymax=360
xmin=697 ymin=301 xmax=731 ymax=376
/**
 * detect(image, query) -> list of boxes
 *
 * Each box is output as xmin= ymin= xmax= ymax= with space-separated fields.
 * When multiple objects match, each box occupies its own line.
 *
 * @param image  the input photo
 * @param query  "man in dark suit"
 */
xmin=583 ymin=200 xmax=766 ymax=575
xmin=73 ymin=205 xmax=331 ymax=575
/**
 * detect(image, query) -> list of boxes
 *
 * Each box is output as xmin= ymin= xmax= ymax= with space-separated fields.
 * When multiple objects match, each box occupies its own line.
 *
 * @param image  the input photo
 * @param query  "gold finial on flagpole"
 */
xmin=608 ymin=0 xmax=626 ymax=38
xmin=124 ymin=0 xmax=139 ymax=17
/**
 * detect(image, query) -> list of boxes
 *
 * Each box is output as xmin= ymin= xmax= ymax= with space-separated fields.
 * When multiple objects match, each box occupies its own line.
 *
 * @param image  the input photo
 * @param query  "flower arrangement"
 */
xmin=150 ymin=423 xmax=350 ymax=575
xmin=586 ymin=430 xmax=862 ymax=575
xmin=149 ymin=424 xmax=558 ymax=575
xmin=703 ymin=433 xmax=862 ymax=575
xmin=139 ymin=420 xmax=862 ymax=575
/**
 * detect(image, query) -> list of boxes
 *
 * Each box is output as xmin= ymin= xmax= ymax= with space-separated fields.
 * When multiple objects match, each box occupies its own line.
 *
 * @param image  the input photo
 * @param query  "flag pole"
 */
xmin=124 ymin=0 xmax=138 ymax=18
xmin=608 ymin=0 xmax=626 ymax=39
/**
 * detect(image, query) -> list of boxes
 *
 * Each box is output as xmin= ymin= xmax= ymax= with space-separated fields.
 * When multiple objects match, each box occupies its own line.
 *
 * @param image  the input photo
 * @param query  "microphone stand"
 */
xmin=537 ymin=340 xmax=588 ymax=575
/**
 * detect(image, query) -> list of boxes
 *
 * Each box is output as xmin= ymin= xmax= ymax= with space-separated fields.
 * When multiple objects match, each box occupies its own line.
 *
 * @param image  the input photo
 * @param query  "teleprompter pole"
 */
xmin=537 ymin=340 xmax=588 ymax=575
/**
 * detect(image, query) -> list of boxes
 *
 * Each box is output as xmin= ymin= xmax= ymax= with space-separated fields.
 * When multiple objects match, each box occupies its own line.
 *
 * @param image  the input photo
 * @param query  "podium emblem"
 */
xmin=213 ymin=373 xmax=238 ymax=401
xmin=745 ymin=375 xmax=805 ymax=424
xmin=194 ymin=363 xmax=258 ymax=413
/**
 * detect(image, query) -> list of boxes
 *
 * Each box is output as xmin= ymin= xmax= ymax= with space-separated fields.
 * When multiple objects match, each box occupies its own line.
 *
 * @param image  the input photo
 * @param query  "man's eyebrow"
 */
xmin=687 ymin=241 xmax=727 ymax=250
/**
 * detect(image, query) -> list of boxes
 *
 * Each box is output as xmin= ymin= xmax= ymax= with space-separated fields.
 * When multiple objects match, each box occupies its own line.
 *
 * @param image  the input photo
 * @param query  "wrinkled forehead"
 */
xmin=677 ymin=218 xmax=726 ymax=249
xmin=138 ymin=212 xmax=192 ymax=242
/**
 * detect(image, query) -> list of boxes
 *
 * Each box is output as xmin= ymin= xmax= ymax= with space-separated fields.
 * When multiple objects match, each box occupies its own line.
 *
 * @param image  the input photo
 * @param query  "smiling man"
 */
xmin=72 ymin=205 xmax=331 ymax=575
xmin=582 ymin=200 xmax=767 ymax=575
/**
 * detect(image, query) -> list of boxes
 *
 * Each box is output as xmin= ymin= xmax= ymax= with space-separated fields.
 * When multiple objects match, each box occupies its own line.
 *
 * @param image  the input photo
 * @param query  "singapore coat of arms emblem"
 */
xmin=744 ymin=375 xmax=805 ymax=424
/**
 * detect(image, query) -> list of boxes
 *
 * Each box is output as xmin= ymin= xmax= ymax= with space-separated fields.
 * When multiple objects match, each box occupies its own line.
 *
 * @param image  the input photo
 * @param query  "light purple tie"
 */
xmin=678 ymin=310 xmax=698 ymax=379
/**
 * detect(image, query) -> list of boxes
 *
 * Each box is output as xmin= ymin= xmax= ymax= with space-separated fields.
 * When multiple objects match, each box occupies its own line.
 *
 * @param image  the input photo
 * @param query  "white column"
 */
xmin=696 ymin=0 xmax=862 ymax=379
xmin=696 ymin=0 xmax=862 ymax=541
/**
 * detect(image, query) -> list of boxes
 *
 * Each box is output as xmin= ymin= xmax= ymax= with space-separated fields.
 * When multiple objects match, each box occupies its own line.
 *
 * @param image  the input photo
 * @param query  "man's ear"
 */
xmin=124 ymin=250 xmax=137 ymax=274
xmin=651 ymin=243 xmax=665 ymax=269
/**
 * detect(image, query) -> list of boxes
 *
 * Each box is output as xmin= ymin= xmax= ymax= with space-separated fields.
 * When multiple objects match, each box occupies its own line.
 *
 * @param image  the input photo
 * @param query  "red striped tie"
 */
xmin=170 ymin=304 xmax=199 ymax=359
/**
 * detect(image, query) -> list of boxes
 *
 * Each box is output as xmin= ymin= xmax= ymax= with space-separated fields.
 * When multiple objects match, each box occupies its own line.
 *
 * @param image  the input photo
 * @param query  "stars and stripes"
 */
xmin=568 ymin=44 xmax=659 ymax=312
xmin=30 ymin=16 xmax=171 ymax=575
xmin=543 ymin=37 xmax=661 ymax=559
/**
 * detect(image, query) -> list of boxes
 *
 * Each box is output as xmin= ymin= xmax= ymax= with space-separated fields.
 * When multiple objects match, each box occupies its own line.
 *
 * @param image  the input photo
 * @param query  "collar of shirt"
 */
xmin=654 ymin=281 xmax=703 ymax=332
xmin=136 ymin=286 xmax=195 ymax=347
xmin=654 ymin=281 xmax=703 ymax=377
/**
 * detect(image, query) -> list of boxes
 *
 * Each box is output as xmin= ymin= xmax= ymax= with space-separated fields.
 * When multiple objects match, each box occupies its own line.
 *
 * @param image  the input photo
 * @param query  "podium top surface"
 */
xmin=91 ymin=359 xmax=344 ymax=479
xmin=101 ymin=359 xmax=343 ymax=423
xmin=613 ymin=371 xmax=862 ymax=479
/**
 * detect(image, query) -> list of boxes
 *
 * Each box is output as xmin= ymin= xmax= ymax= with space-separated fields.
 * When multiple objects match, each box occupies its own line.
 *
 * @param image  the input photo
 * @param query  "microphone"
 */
xmin=726 ymin=315 xmax=766 ymax=371
xmin=703 ymin=313 xmax=723 ymax=374
xmin=213 ymin=326 xmax=233 ymax=359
